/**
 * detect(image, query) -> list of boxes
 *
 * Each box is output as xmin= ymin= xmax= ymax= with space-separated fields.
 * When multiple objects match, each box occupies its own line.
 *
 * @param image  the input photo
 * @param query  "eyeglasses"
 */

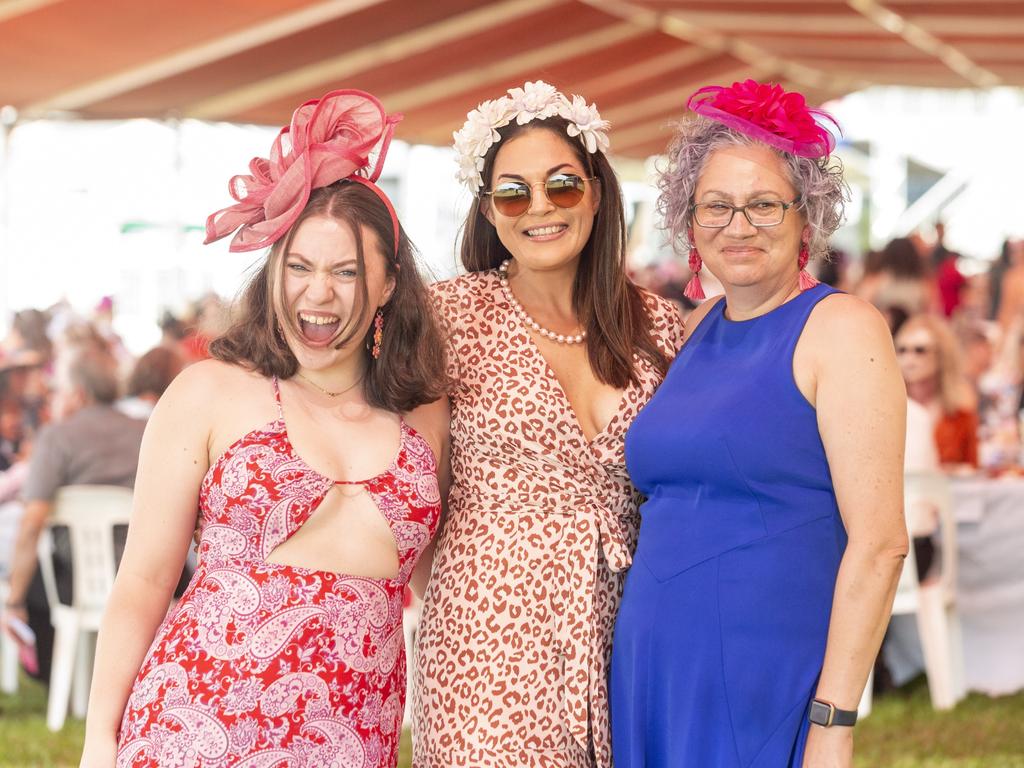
xmin=896 ymin=344 xmax=935 ymax=356
xmin=482 ymin=173 xmax=596 ymax=217
xmin=693 ymin=197 xmax=801 ymax=228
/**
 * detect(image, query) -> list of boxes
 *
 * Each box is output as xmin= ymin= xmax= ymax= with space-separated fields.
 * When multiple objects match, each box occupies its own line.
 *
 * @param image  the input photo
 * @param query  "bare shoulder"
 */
xmin=804 ymin=292 xmax=894 ymax=353
xmin=164 ymin=359 xmax=264 ymax=408
xmin=157 ymin=360 xmax=277 ymax=453
xmin=682 ymin=295 xmax=725 ymax=343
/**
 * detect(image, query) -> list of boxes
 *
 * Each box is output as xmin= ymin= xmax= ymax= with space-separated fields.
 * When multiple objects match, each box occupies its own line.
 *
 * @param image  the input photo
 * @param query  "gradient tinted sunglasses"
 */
xmin=482 ymin=173 xmax=597 ymax=217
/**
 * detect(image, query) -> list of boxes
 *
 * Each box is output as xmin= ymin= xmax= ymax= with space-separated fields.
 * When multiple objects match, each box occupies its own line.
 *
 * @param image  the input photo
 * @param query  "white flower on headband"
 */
xmin=560 ymin=94 xmax=611 ymax=155
xmin=452 ymin=80 xmax=610 ymax=192
xmin=508 ymin=81 xmax=561 ymax=125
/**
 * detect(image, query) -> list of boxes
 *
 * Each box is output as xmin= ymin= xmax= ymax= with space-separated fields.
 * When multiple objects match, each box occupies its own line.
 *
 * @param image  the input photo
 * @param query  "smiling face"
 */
xmin=692 ymin=143 xmax=805 ymax=290
xmin=484 ymin=127 xmax=600 ymax=272
xmin=276 ymin=214 xmax=394 ymax=372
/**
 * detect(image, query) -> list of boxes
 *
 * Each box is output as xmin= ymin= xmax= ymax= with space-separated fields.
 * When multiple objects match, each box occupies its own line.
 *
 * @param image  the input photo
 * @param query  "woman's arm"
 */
xmin=405 ymin=396 xmax=451 ymax=599
xmin=80 ymin=364 xmax=216 ymax=766
xmin=797 ymin=295 xmax=909 ymax=766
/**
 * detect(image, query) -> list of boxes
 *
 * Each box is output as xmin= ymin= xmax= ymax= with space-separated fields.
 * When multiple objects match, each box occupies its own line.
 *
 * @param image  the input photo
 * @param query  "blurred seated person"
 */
xmin=995 ymin=238 xmax=1024 ymax=328
xmin=5 ymin=309 xmax=54 ymax=364
xmin=116 ymin=347 xmax=184 ymax=420
xmin=0 ymin=346 xmax=146 ymax=683
xmin=930 ymin=222 xmax=966 ymax=318
xmin=896 ymin=314 xmax=978 ymax=468
xmin=0 ymin=349 xmax=48 ymax=471
xmin=856 ymin=237 xmax=935 ymax=318
xmin=959 ymin=322 xmax=996 ymax=399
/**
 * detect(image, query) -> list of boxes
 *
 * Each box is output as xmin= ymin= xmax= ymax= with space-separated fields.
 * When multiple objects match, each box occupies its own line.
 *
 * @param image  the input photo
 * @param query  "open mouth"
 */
xmin=524 ymin=224 xmax=568 ymax=239
xmin=297 ymin=311 xmax=341 ymax=345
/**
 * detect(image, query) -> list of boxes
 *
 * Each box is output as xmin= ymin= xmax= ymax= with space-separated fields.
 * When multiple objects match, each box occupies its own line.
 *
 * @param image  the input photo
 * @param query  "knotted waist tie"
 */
xmin=448 ymin=484 xmax=633 ymax=752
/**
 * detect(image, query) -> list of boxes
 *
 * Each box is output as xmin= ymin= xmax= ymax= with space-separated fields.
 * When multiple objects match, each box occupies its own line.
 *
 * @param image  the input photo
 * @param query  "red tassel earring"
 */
xmin=684 ymin=228 xmax=706 ymax=301
xmin=371 ymin=309 xmax=384 ymax=359
xmin=798 ymin=241 xmax=819 ymax=291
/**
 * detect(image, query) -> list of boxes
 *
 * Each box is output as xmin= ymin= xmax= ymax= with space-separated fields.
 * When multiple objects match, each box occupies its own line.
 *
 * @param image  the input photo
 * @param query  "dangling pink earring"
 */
xmin=684 ymin=248 xmax=706 ymax=301
xmin=684 ymin=228 xmax=706 ymax=301
xmin=371 ymin=309 xmax=384 ymax=360
xmin=798 ymin=241 xmax=819 ymax=291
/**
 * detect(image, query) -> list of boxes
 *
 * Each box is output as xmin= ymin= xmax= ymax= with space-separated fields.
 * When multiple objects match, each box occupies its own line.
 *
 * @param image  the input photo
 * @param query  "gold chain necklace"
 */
xmin=295 ymin=371 xmax=364 ymax=398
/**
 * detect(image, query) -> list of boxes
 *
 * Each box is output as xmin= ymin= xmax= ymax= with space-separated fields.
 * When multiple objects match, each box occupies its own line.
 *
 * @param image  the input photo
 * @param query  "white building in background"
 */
xmin=828 ymin=86 xmax=1024 ymax=264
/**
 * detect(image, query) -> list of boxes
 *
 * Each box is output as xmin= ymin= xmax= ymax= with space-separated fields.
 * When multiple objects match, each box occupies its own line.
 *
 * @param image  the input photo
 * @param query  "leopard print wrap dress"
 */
xmin=413 ymin=270 xmax=685 ymax=768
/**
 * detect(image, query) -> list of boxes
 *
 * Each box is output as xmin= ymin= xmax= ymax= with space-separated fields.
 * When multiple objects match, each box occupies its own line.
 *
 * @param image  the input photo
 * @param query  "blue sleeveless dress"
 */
xmin=610 ymin=283 xmax=847 ymax=768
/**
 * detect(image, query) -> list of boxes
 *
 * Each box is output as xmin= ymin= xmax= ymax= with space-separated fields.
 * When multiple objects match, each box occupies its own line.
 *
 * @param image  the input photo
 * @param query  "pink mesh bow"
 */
xmin=687 ymin=80 xmax=839 ymax=158
xmin=205 ymin=89 xmax=403 ymax=253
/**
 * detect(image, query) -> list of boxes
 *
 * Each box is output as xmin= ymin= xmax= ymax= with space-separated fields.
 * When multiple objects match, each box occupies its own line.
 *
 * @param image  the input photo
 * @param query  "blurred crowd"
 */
xmin=0 ymin=294 xmax=228 ymax=683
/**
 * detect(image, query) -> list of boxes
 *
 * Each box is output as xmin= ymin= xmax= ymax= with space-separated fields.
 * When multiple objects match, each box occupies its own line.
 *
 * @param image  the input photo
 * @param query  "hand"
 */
xmin=80 ymin=734 xmax=118 ymax=767
xmin=1 ymin=604 xmax=30 ymax=645
xmin=802 ymin=724 xmax=853 ymax=768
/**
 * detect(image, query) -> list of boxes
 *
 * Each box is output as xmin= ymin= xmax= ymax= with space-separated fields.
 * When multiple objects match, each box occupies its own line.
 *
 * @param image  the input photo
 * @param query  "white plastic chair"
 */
xmin=37 ymin=485 xmax=133 ymax=731
xmin=860 ymin=472 xmax=966 ymax=718
xmin=0 ymin=578 xmax=18 ymax=693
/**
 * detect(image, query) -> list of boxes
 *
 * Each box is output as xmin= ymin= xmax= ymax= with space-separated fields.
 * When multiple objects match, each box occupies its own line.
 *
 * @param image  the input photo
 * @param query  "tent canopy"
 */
xmin=2 ymin=0 xmax=1022 ymax=157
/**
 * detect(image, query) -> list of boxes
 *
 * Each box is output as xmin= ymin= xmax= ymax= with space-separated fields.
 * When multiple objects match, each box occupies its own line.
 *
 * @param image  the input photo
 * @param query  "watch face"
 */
xmin=809 ymin=700 xmax=834 ymax=727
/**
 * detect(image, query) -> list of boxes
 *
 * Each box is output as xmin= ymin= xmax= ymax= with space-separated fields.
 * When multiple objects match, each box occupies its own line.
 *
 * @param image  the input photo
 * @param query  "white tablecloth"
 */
xmin=885 ymin=476 xmax=1024 ymax=696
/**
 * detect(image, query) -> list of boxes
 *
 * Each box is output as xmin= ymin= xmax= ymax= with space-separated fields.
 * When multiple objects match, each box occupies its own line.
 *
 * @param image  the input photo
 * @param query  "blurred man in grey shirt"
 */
xmin=1 ymin=345 xmax=145 ymax=682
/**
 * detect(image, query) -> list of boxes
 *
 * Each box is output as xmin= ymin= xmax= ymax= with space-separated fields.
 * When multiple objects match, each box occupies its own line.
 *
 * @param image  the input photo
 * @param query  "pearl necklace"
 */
xmin=498 ymin=260 xmax=587 ymax=345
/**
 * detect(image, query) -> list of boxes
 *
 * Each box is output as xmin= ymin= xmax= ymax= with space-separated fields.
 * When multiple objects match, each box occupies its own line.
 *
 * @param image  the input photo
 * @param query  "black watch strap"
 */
xmin=808 ymin=698 xmax=857 ymax=727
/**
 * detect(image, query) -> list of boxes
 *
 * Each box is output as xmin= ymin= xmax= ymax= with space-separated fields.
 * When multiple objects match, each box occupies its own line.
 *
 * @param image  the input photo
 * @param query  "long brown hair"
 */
xmin=211 ymin=181 xmax=446 ymax=412
xmin=461 ymin=118 xmax=669 ymax=388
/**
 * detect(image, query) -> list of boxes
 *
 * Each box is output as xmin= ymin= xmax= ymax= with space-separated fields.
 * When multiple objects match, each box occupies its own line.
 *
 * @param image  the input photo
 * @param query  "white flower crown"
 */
xmin=452 ymin=80 xmax=610 ymax=192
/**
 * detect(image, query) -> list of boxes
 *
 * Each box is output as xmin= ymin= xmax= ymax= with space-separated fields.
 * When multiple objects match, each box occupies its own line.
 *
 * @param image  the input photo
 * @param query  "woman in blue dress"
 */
xmin=610 ymin=80 xmax=909 ymax=768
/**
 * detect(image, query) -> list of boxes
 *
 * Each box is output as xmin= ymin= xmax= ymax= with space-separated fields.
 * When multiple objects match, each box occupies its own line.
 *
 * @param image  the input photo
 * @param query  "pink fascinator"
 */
xmin=687 ymin=79 xmax=839 ymax=159
xmin=205 ymin=89 xmax=402 ymax=254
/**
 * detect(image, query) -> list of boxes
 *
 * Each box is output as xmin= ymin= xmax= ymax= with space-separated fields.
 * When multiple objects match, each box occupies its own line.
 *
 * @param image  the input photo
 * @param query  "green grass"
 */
xmin=0 ymin=674 xmax=1020 ymax=767
xmin=854 ymin=677 xmax=1024 ymax=767
xmin=0 ymin=674 xmax=85 ymax=767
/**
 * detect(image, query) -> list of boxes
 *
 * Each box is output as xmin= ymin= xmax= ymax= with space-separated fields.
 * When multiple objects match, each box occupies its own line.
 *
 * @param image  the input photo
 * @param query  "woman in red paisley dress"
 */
xmin=80 ymin=90 xmax=449 ymax=768
xmin=412 ymin=82 xmax=685 ymax=768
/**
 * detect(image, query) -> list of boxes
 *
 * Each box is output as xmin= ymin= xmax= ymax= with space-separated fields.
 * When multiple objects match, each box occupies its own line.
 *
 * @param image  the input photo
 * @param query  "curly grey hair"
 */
xmin=657 ymin=117 xmax=847 ymax=260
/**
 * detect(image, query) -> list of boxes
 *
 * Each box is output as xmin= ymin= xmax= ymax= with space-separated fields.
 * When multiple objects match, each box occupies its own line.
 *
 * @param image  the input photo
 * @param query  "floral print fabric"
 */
xmin=117 ymin=378 xmax=440 ymax=768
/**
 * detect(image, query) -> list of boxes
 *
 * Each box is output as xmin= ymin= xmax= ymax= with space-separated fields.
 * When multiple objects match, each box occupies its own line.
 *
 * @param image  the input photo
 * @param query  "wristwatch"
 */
xmin=808 ymin=698 xmax=857 ymax=727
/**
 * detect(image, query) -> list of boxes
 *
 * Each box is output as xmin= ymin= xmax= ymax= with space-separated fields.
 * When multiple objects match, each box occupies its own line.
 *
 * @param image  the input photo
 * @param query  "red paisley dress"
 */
xmin=116 ymin=378 xmax=440 ymax=768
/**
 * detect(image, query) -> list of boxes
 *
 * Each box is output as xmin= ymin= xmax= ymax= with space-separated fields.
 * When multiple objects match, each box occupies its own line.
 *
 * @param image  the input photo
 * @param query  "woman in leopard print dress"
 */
xmin=412 ymin=82 xmax=685 ymax=768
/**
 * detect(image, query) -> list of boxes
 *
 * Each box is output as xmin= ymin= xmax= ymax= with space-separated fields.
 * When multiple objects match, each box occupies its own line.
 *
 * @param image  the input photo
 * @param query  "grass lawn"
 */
xmin=0 ymin=674 xmax=1021 ymax=767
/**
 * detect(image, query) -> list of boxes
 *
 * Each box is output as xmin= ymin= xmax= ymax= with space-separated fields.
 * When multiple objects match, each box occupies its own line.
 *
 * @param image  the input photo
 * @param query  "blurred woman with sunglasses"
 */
xmin=412 ymin=81 xmax=685 ymax=768
xmin=609 ymin=81 xmax=908 ymax=768
xmin=896 ymin=314 xmax=978 ymax=467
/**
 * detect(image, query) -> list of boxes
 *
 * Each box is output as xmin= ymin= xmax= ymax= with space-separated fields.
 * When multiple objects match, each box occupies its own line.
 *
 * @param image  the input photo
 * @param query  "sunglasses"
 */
xmin=896 ymin=344 xmax=935 ymax=356
xmin=482 ymin=173 xmax=596 ymax=217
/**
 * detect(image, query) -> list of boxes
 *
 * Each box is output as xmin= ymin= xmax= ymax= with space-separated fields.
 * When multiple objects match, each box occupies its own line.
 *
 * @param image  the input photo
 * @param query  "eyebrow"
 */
xmin=497 ymin=163 xmax=576 ymax=182
xmin=698 ymin=189 xmax=787 ymax=200
xmin=285 ymin=253 xmax=358 ymax=269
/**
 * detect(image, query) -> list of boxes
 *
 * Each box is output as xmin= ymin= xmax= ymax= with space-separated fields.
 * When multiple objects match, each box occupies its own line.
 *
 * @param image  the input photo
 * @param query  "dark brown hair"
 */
xmin=210 ymin=181 xmax=446 ymax=412
xmin=127 ymin=346 xmax=184 ymax=399
xmin=461 ymin=118 xmax=668 ymax=387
